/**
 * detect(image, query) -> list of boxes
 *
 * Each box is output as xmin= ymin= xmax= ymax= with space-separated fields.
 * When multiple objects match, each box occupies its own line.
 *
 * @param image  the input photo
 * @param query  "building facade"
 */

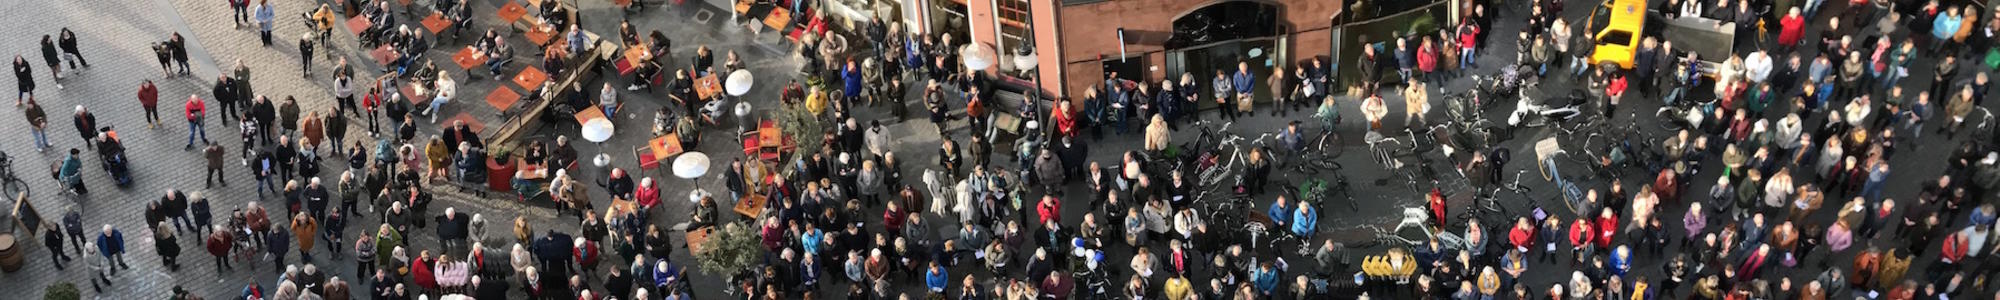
xmin=909 ymin=0 xmax=1342 ymax=100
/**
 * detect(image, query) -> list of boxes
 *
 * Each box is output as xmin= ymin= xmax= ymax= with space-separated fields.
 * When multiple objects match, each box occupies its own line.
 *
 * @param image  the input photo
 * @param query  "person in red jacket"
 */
xmin=1037 ymin=195 xmax=1062 ymax=226
xmin=185 ymin=95 xmax=208 ymax=150
xmin=1418 ymin=38 xmax=1439 ymax=85
xmin=1428 ymin=188 xmax=1448 ymax=229
xmin=1938 ymin=229 xmax=1971 ymax=278
xmin=1594 ymin=208 xmax=1617 ymax=250
xmin=1569 ymin=219 xmax=1593 ymax=266
xmin=1779 ymin=7 xmax=1806 ymax=51
xmin=573 ymin=237 xmax=600 ymax=274
xmin=138 ymin=80 xmax=159 ymax=128
xmin=361 ymin=86 xmax=381 ymax=135
xmin=204 ymin=227 xmax=233 ymax=272
xmin=1605 ymin=73 xmax=1628 ymax=116
xmin=1509 ymin=217 xmax=1535 ymax=253
xmin=1458 ymin=22 xmax=1480 ymax=70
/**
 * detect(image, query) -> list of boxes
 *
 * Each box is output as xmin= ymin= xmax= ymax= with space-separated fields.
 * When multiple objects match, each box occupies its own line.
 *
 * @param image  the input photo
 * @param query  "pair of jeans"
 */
xmin=256 ymin=175 xmax=276 ymax=197
xmin=1460 ymin=48 xmax=1477 ymax=70
xmin=187 ymin=121 xmax=208 ymax=147
xmin=30 ymin=128 xmax=48 ymax=150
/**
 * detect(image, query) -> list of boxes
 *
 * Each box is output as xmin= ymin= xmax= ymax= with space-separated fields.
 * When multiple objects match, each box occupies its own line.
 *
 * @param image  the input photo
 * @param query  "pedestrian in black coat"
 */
xmin=39 ymin=35 xmax=63 ymax=85
xmin=44 ymin=227 xmax=71 ymax=270
xmin=252 ymin=97 xmax=277 ymax=144
xmin=14 ymin=56 xmax=33 ymax=105
xmin=214 ymin=77 xmax=239 ymax=124
xmin=163 ymin=189 xmax=193 ymax=233
xmin=169 ymin=33 xmax=191 ymax=74
xmin=57 ymin=29 xmax=87 ymax=69
xmin=71 ymin=106 xmax=95 ymax=149
xmin=191 ymin=195 xmax=213 ymax=236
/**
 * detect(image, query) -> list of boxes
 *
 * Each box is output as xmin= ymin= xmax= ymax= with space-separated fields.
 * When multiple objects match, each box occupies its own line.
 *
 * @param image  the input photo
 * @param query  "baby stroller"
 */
xmin=94 ymin=127 xmax=132 ymax=186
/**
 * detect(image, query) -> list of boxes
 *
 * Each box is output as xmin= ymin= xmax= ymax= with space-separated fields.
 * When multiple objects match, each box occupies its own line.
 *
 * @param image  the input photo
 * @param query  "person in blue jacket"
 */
xmin=925 ymin=261 xmax=949 ymax=294
xmin=843 ymin=60 xmax=864 ymax=102
xmin=95 ymin=224 xmax=129 ymax=274
xmin=1292 ymin=202 xmax=1317 ymax=238
xmin=1267 ymin=196 xmax=1293 ymax=230
xmin=1250 ymin=261 xmax=1279 ymax=295
xmin=1609 ymin=245 xmax=1632 ymax=277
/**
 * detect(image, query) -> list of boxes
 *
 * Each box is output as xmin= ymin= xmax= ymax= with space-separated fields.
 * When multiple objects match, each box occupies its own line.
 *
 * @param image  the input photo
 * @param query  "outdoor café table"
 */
xmin=764 ymin=8 xmax=789 ymax=32
xmin=616 ymin=44 xmax=649 ymax=75
xmin=649 ymin=133 xmax=683 ymax=162
xmin=574 ymin=105 xmax=606 ymax=125
xmin=452 ymin=47 xmax=487 ymax=70
xmin=694 ymin=74 xmax=722 ymax=100
xmin=734 ymin=193 xmax=767 ymax=218
xmin=497 ymin=1 xmax=528 ymax=23
xmin=686 ymin=227 xmax=713 ymax=253
xmin=484 ymin=86 xmax=520 ymax=110
xmin=347 ymin=16 xmax=371 ymax=35
xmin=422 ymin=12 xmax=450 ymax=34
xmin=370 ymin=45 xmax=400 ymax=67
xmin=512 ymin=66 xmax=548 ymax=90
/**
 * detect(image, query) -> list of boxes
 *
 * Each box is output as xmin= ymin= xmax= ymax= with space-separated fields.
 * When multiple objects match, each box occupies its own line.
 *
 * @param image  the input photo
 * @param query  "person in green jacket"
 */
xmin=373 ymin=223 xmax=401 ymax=268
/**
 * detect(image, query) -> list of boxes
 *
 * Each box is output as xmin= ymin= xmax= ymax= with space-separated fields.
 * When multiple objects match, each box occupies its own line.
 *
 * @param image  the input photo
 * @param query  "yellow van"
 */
xmin=1589 ymin=0 xmax=1647 ymax=69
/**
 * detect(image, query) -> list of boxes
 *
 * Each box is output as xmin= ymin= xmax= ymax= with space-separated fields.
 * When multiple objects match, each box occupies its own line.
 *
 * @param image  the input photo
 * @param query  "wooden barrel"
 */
xmin=0 ymin=233 xmax=21 ymax=272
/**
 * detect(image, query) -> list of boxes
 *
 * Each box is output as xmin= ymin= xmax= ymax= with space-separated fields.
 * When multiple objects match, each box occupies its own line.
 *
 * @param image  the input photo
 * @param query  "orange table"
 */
xmin=421 ymin=12 xmax=450 ymax=34
xmin=694 ymin=74 xmax=722 ymax=99
xmin=686 ymin=227 xmax=713 ymax=253
xmin=573 ymin=105 xmax=606 ymax=124
xmin=523 ymin=26 xmax=554 ymax=47
xmin=648 ymin=134 xmax=683 ymax=162
xmin=370 ymin=45 xmax=400 ymax=67
xmin=764 ymin=8 xmax=789 ymax=31
xmin=497 ymin=1 xmax=528 ymax=23
xmin=452 ymin=47 xmax=487 ymax=70
xmin=347 ymin=16 xmax=371 ymax=35
xmin=485 ymin=86 xmax=520 ymax=110
xmin=512 ymin=67 xmax=548 ymax=90
xmin=615 ymin=45 xmax=649 ymax=75
xmin=733 ymin=0 xmax=750 ymax=15
xmin=733 ymin=193 xmax=767 ymax=218
xmin=614 ymin=0 xmax=632 ymax=8
xmin=757 ymin=121 xmax=780 ymax=147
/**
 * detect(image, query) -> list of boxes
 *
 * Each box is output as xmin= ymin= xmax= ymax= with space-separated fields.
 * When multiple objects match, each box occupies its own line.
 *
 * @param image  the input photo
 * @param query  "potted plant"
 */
xmin=43 ymin=282 xmax=78 ymax=300
xmin=691 ymin=222 xmax=765 ymax=295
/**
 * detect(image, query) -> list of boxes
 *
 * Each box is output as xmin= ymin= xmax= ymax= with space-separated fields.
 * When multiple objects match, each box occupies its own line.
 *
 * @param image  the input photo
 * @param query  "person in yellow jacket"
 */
xmin=425 ymin=136 xmax=449 ymax=182
xmin=1162 ymin=275 xmax=1192 ymax=300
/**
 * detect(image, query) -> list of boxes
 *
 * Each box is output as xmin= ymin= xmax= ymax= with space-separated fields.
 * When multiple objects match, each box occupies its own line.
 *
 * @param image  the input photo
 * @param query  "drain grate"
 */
xmin=692 ymin=9 xmax=713 ymax=24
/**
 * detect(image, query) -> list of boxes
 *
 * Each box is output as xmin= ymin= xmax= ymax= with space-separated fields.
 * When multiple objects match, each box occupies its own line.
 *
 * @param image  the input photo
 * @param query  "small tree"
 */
xmin=43 ymin=282 xmax=78 ymax=300
xmin=692 ymin=222 xmax=765 ymax=277
xmin=773 ymin=102 xmax=825 ymax=159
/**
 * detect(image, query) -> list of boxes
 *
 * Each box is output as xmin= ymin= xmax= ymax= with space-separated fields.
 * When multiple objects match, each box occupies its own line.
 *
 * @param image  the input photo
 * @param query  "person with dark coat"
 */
xmin=163 ymin=189 xmax=193 ymax=233
xmin=44 ymin=227 xmax=71 ymax=270
xmin=61 ymin=211 xmax=85 ymax=255
xmin=71 ymin=106 xmax=95 ymax=149
xmin=252 ymin=96 xmax=277 ymax=144
xmin=206 ymin=229 xmax=233 ymax=272
xmin=14 ymin=56 xmax=34 ymax=106
xmin=168 ymin=33 xmax=191 ymax=74
xmin=39 ymin=35 xmax=63 ymax=87
xmin=191 ymin=195 xmax=213 ymax=236
xmin=96 ymin=225 xmax=130 ymax=274
xmin=435 ymin=208 xmax=469 ymax=252
xmin=154 ymin=223 xmax=182 ymax=271
xmin=57 ymin=28 xmax=89 ymax=69
xmin=474 ymin=275 xmax=509 ymax=300
xmin=213 ymin=76 xmax=239 ymax=124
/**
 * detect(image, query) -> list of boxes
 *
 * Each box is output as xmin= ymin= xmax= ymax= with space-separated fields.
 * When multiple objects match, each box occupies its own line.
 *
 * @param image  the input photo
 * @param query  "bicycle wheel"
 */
xmin=1317 ymin=132 xmax=1344 ymax=158
xmin=2 ymin=178 xmax=26 ymax=199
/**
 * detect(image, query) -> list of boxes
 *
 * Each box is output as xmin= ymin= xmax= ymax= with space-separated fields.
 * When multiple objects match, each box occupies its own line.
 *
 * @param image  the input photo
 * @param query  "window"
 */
xmin=996 ymin=0 xmax=1032 ymax=78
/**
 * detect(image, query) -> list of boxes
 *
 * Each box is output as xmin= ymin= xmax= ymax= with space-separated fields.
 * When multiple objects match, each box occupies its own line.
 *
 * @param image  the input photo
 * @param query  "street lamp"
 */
xmin=1013 ymin=43 xmax=1047 ymax=138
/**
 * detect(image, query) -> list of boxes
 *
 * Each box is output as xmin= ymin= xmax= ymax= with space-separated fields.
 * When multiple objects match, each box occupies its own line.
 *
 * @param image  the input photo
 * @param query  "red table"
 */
xmin=421 ymin=12 xmax=450 ymax=34
xmin=346 ymin=16 xmax=371 ymax=35
xmin=369 ymin=45 xmax=400 ymax=67
xmin=497 ymin=1 xmax=528 ymax=23
xmin=451 ymin=47 xmax=487 ymax=70
xmin=512 ymin=67 xmax=548 ymax=90
xmin=485 ymin=86 xmax=521 ymax=110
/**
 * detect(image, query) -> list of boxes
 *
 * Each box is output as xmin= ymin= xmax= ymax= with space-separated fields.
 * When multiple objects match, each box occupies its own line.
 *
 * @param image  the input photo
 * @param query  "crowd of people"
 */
xmin=28 ymin=0 xmax=2000 ymax=298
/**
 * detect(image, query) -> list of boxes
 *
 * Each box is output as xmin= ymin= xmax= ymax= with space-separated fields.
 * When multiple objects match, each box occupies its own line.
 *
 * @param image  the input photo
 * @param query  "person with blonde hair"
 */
xmin=1143 ymin=115 xmax=1169 ymax=153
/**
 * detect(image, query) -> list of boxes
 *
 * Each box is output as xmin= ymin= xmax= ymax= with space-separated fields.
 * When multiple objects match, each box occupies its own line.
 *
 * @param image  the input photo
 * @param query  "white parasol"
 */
xmin=725 ymin=70 xmax=755 ymax=96
xmin=672 ymin=152 xmax=711 ymax=179
xmin=582 ymin=119 xmax=615 ymax=143
xmin=961 ymin=43 xmax=996 ymax=71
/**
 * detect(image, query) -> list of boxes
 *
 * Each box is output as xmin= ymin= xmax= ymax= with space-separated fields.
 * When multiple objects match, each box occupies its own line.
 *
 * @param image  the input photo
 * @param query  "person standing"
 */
xmin=187 ymin=95 xmax=209 ymax=149
xmin=214 ymin=76 xmax=238 ymax=124
xmin=14 ymin=56 xmax=34 ymax=106
xmin=280 ymin=96 xmax=301 ymax=138
xmin=57 ymin=28 xmax=87 ymax=69
xmin=163 ymin=189 xmax=193 ymax=233
xmin=205 ymin=141 xmax=227 ymax=187
xmin=333 ymin=74 xmax=355 ymax=115
xmin=1212 ymin=70 xmax=1235 ymax=121
xmin=234 ymin=60 xmax=255 ymax=113
xmin=189 ymin=193 xmax=213 ymax=236
xmin=1232 ymin=62 xmax=1254 ymax=115
xmin=291 ymin=212 xmax=318 ymax=263
xmin=361 ymin=86 xmax=380 ymax=136
xmin=169 ymin=33 xmax=191 ymax=74
xmin=299 ymin=34 xmax=315 ymax=77
xmin=326 ymin=105 xmax=347 ymax=154
xmin=138 ymin=80 xmax=159 ymax=128
xmin=43 ymin=227 xmax=70 ymax=270
xmin=205 ymin=225 xmax=233 ymax=272
xmin=254 ymin=0 xmax=276 ymax=46
xmin=253 ymin=95 xmax=276 ymax=144
xmin=96 ymin=224 xmax=130 ymax=275
xmin=71 ymin=106 xmax=96 ymax=149
xmin=38 ymin=36 xmax=62 ymax=89
xmin=23 ymin=97 xmax=47 ymax=151
xmin=229 ymin=0 xmax=250 ymax=28
xmin=154 ymin=222 xmax=181 ymax=271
